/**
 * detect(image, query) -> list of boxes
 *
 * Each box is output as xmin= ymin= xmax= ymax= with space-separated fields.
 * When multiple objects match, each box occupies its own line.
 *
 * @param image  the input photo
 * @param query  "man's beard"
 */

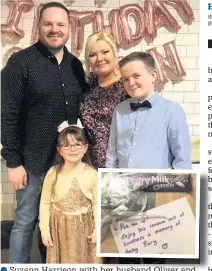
xmin=44 ymin=36 xmax=69 ymax=52
xmin=39 ymin=30 xmax=69 ymax=51
xmin=48 ymin=43 xmax=64 ymax=51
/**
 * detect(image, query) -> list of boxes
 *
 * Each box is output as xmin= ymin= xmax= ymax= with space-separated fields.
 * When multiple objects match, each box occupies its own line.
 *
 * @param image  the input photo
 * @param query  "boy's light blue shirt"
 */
xmin=106 ymin=92 xmax=191 ymax=169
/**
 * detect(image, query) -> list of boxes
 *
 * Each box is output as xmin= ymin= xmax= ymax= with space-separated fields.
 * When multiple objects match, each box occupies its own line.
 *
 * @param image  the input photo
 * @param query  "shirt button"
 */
xmin=133 ymin=143 xmax=136 ymax=146
xmin=135 ymin=128 xmax=139 ymax=131
xmin=66 ymin=101 xmax=68 ymax=105
xmin=129 ymin=158 xmax=132 ymax=162
xmin=62 ymin=84 xmax=65 ymax=87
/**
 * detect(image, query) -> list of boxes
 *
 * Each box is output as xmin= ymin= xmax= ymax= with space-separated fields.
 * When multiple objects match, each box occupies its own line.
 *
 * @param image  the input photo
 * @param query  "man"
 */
xmin=1 ymin=2 xmax=87 ymax=263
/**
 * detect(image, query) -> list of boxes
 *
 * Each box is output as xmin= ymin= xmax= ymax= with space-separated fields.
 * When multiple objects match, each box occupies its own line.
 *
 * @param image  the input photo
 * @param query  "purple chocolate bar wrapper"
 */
xmin=120 ymin=173 xmax=192 ymax=192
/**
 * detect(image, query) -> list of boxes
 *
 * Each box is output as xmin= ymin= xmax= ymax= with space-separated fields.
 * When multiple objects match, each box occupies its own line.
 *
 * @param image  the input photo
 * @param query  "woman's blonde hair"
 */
xmin=84 ymin=31 xmax=118 ymax=70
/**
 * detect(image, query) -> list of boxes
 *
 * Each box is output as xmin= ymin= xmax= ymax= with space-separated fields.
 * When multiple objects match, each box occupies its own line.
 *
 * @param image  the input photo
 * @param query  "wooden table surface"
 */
xmin=101 ymin=174 xmax=197 ymax=253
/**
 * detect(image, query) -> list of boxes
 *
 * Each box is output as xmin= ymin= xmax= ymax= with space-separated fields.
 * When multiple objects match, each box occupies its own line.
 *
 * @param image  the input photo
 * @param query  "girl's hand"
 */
xmin=88 ymin=232 xmax=96 ymax=244
xmin=42 ymin=234 xmax=53 ymax=247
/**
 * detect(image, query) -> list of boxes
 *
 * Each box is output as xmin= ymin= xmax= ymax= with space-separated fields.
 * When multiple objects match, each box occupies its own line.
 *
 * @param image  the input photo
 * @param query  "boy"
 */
xmin=106 ymin=52 xmax=191 ymax=169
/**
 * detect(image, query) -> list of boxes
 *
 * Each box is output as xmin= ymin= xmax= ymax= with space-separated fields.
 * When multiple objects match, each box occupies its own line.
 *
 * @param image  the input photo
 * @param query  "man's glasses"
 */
xmin=60 ymin=142 xmax=85 ymax=150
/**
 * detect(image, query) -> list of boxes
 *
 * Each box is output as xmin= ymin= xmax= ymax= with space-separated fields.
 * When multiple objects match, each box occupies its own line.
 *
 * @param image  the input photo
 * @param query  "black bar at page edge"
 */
xmin=208 ymin=39 xmax=212 ymax=48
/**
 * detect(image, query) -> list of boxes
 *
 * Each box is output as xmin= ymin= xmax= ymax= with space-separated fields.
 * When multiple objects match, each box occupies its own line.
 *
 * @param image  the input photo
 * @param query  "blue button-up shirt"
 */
xmin=106 ymin=92 xmax=191 ymax=169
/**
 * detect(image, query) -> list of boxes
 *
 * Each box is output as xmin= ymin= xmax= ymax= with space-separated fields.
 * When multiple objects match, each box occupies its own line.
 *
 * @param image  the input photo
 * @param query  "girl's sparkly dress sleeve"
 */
xmin=79 ymin=74 xmax=128 ymax=169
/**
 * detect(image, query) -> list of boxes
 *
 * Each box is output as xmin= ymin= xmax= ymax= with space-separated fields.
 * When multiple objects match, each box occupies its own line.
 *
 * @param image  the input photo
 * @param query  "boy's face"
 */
xmin=120 ymin=60 xmax=157 ymax=101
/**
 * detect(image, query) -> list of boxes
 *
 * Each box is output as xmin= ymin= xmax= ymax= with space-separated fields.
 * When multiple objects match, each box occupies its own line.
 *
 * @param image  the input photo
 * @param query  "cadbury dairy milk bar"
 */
xmin=119 ymin=173 xmax=192 ymax=192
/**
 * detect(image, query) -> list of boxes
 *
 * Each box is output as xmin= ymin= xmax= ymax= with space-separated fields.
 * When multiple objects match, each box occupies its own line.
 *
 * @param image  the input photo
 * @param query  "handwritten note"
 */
xmin=110 ymin=197 xmax=196 ymax=255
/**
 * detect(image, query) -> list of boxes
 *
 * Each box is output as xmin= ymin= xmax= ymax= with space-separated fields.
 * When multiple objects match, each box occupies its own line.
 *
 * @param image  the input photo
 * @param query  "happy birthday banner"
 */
xmin=1 ymin=0 xmax=195 ymax=89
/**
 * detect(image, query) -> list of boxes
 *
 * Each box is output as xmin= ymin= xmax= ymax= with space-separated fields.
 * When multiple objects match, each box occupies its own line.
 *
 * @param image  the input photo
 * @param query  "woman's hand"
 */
xmin=42 ymin=234 xmax=53 ymax=247
xmin=88 ymin=232 xmax=96 ymax=244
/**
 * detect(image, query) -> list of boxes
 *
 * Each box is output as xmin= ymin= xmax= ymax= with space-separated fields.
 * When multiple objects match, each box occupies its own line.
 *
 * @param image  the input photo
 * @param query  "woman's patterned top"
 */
xmin=79 ymin=74 xmax=128 ymax=169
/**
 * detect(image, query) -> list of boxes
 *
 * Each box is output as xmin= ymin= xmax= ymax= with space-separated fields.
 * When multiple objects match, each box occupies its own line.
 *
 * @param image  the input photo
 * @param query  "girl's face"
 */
xmin=57 ymin=134 xmax=88 ymax=164
xmin=88 ymin=40 xmax=117 ymax=76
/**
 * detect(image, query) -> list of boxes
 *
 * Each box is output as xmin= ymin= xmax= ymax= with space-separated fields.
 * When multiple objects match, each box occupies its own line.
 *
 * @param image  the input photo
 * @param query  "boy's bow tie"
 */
xmin=130 ymin=100 xmax=152 ymax=111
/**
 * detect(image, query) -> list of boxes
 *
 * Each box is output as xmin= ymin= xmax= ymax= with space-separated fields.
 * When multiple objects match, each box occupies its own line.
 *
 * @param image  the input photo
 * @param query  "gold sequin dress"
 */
xmin=46 ymin=178 xmax=100 ymax=264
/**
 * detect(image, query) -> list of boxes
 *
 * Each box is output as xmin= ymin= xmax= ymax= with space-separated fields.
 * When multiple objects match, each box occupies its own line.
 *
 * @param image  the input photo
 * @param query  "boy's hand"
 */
xmin=88 ymin=232 xmax=96 ymax=244
xmin=42 ymin=234 xmax=53 ymax=247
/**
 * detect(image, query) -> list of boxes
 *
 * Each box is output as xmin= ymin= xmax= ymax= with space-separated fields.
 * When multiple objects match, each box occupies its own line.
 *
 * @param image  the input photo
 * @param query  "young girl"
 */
xmin=39 ymin=122 xmax=100 ymax=264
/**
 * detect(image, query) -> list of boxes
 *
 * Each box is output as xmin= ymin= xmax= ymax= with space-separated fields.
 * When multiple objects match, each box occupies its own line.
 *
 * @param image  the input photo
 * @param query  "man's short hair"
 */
xmin=39 ymin=2 xmax=69 ymax=21
xmin=119 ymin=52 xmax=156 ymax=71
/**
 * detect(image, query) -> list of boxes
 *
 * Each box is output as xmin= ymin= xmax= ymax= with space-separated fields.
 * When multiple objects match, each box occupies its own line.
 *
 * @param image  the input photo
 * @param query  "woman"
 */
xmin=79 ymin=31 xmax=128 ymax=169
xmin=79 ymin=31 xmax=141 ymax=265
xmin=79 ymin=31 xmax=164 ymax=265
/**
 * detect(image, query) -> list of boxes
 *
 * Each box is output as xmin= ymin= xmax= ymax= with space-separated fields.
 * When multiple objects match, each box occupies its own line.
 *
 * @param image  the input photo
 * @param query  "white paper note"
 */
xmin=110 ymin=197 xmax=196 ymax=255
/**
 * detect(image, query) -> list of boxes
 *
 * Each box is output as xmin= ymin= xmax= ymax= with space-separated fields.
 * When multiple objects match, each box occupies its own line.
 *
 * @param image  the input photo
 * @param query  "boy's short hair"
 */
xmin=39 ymin=2 xmax=69 ymax=21
xmin=119 ymin=52 xmax=156 ymax=71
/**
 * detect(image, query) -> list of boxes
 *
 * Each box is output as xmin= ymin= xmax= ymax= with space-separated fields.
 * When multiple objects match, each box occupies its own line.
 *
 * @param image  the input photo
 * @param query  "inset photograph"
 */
xmin=97 ymin=170 xmax=199 ymax=259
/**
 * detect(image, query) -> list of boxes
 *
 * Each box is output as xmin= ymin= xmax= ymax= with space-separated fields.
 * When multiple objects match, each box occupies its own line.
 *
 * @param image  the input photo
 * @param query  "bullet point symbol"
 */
xmin=1 ymin=267 xmax=7 ymax=271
